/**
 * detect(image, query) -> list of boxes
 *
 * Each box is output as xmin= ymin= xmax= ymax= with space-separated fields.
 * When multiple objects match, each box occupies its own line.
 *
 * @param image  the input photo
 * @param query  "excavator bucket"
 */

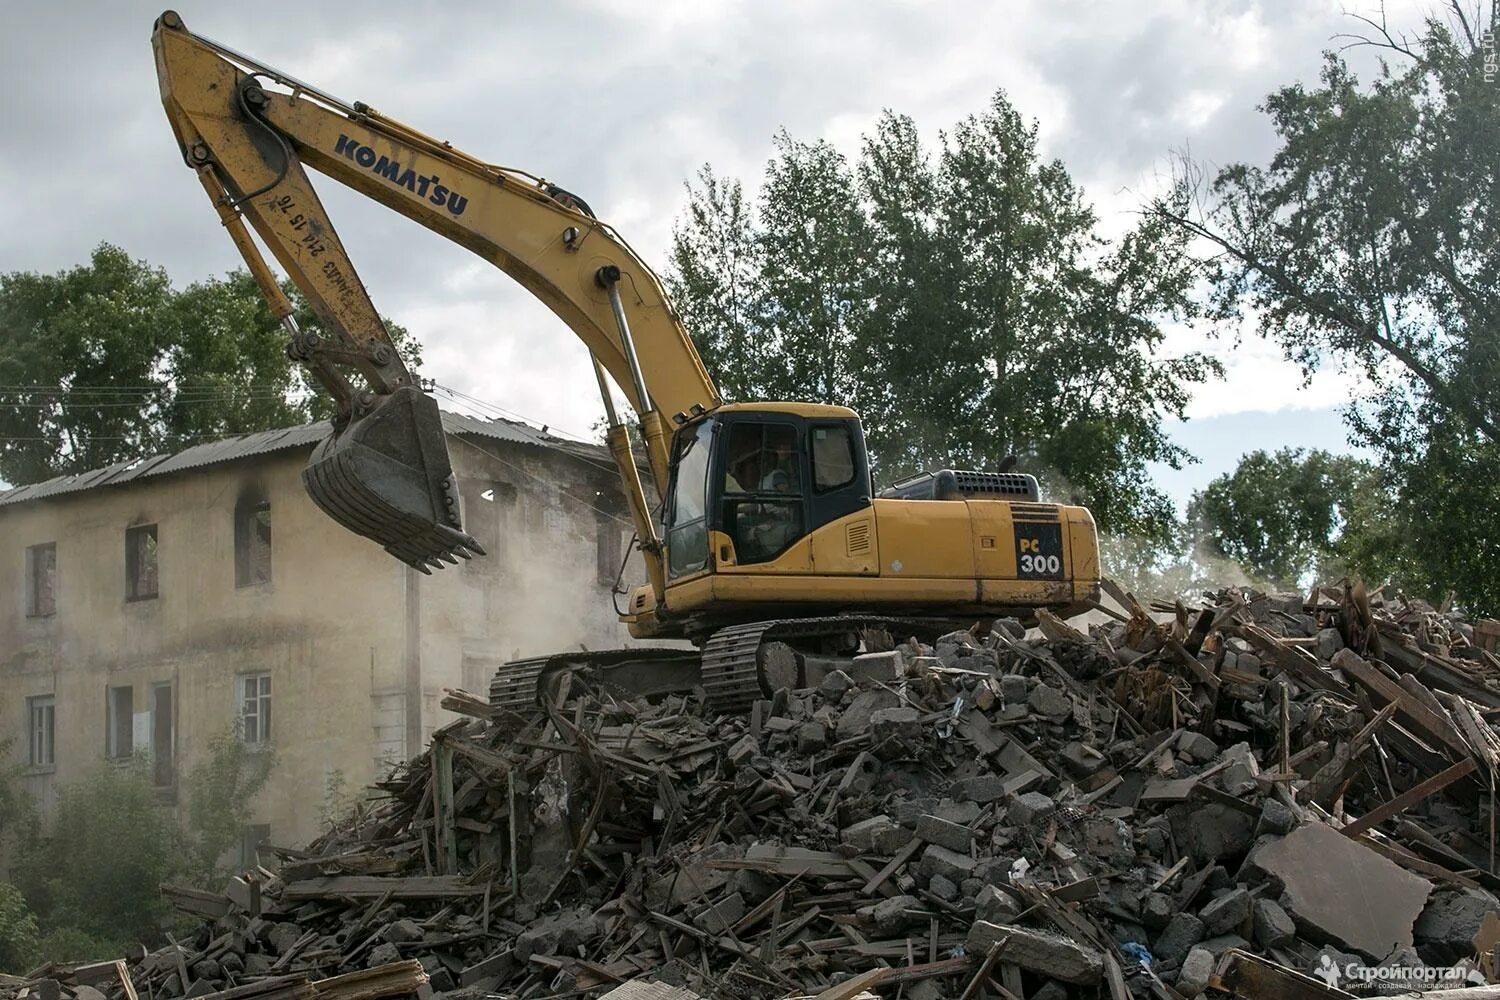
xmin=302 ymin=386 xmax=484 ymax=570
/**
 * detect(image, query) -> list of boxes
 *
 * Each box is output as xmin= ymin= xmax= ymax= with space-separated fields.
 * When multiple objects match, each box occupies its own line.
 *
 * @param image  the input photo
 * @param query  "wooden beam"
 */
xmin=281 ymin=875 xmax=490 ymax=899
xmin=1341 ymin=758 xmax=1478 ymax=838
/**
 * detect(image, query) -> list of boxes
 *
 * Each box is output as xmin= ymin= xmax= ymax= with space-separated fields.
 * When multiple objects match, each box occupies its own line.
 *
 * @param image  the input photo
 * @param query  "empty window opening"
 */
xmin=125 ymin=524 xmax=158 ymax=601
xmin=239 ymin=673 xmax=272 ymax=744
xmin=28 ymin=695 xmax=55 ymax=768
xmin=239 ymin=823 xmax=271 ymax=870
xmin=152 ymin=683 xmax=174 ymax=788
xmin=26 ymin=542 xmax=56 ymax=617
xmin=235 ymin=500 xmax=272 ymax=588
xmin=461 ymin=480 xmax=515 ymax=573
xmin=461 ymin=654 xmax=499 ymax=696
xmin=107 ymin=685 xmax=134 ymax=758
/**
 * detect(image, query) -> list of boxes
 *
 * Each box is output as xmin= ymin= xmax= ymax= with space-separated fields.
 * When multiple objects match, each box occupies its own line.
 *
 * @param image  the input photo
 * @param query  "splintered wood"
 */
xmin=7 ymin=582 xmax=1500 ymax=999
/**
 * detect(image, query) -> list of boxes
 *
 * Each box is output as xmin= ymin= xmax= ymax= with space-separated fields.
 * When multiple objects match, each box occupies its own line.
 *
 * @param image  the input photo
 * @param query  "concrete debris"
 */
xmin=1176 ymin=945 xmax=1216 ymax=996
xmin=8 ymin=580 xmax=1500 ymax=999
xmin=1248 ymin=821 xmax=1432 ymax=958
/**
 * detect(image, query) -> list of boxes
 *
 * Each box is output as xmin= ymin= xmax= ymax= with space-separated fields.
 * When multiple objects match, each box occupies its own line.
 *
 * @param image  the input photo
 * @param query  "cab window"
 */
xmin=810 ymin=425 xmax=856 ymax=491
xmin=722 ymin=423 xmax=803 ymax=564
xmin=724 ymin=423 xmax=801 ymax=494
xmin=666 ymin=421 xmax=712 ymax=578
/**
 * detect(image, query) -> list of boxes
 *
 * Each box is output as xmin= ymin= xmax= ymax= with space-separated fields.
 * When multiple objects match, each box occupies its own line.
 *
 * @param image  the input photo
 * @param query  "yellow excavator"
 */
xmin=152 ymin=11 xmax=1102 ymax=711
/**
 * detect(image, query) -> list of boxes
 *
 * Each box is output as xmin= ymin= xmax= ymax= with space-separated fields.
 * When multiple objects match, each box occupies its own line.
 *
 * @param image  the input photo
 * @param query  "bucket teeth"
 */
xmin=302 ymin=385 xmax=484 ymax=570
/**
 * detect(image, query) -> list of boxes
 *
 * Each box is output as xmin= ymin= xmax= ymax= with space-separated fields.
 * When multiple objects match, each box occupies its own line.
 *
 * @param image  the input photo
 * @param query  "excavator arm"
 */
xmin=152 ymin=10 xmax=719 ymax=585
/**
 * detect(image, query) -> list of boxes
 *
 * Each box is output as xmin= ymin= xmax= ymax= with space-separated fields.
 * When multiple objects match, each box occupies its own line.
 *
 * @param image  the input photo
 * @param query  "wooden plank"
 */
xmin=282 ymin=875 xmax=489 ymax=899
xmin=1240 ymin=626 xmax=1349 ymax=696
xmin=1211 ymin=948 xmax=1355 ymax=999
xmin=712 ymin=845 xmax=853 ymax=878
xmin=113 ymin=961 xmax=138 ymax=1000
xmin=185 ymin=976 xmax=315 ymax=1000
xmin=807 ymin=968 xmax=891 ymax=1000
xmin=159 ymin=883 xmax=232 ymax=919
xmin=862 ymin=837 xmax=924 ymax=896
xmin=312 ymin=960 xmax=428 ymax=1000
xmin=1335 ymin=653 xmax=1471 ymax=757
xmin=1341 ymin=758 xmax=1478 ymax=838
xmin=432 ymin=740 xmax=458 ymax=875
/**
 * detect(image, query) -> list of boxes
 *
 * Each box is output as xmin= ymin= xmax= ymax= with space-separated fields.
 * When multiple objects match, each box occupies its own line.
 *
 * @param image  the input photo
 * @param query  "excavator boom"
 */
xmin=152 ymin=10 xmax=718 ymax=579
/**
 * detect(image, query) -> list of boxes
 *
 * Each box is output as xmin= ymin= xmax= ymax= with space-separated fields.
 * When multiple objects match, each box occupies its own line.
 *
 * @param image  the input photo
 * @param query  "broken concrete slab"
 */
xmin=966 ymin=921 xmax=1103 ymax=984
xmin=914 ymin=814 xmax=973 ymax=854
xmin=1247 ymin=822 xmax=1432 ymax=958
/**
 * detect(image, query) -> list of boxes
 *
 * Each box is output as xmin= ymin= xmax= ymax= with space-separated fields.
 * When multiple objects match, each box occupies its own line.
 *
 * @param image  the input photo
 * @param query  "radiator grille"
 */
xmin=846 ymin=521 xmax=871 ymax=555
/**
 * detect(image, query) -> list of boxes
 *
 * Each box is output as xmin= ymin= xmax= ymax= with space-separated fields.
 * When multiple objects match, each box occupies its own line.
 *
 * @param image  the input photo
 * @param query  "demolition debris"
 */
xmin=7 ymin=582 xmax=1500 ymax=999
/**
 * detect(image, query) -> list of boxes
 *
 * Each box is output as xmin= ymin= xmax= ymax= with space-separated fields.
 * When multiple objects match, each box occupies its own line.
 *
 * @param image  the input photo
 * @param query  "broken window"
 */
xmin=28 ymin=695 xmax=54 ymax=768
xmin=234 ymin=500 xmax=272 ymax=588
xmin=152 ymin=683 xmax=174 ymax=788
xmin=26 ymin=542 xmax=56 ymax=617
xmin=239 ymin=673 xmax=272 ymax=745
xmin=107 ymin=685 xmax=134 ymax=758
xmin=461 ymin=481 xmax=515 ymax=574
xmin=125 ymin=523 xmax=158 ymax=601
xmin=596 ymin=513 xmax=626 ymax=587
xmin=461 ymin=654 xmax=498 ymax=695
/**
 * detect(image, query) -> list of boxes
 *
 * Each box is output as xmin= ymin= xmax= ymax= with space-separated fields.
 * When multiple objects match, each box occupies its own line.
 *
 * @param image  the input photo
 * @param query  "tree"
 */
xmin=670 ymin=93 xmax=1221 ymax=543
xmin=0 ymin=243 xmax=422 ymax=487
xmin=13 ymin=759 xmax=180 ymax=949
xmin=1187 ymin=448 xmax=1383 ymax=589
xmin=668 ymin=170 xmax=767 ymax=401
xmin=1157 ymin=3 xmax=1500 ymax=611
xmin=184 ymin=727 xmax=275 ymax=886
xmin=0 ymin=882 xmax=39 ymax=975
xmin=0 ymin=245 xmax=170 ymax=484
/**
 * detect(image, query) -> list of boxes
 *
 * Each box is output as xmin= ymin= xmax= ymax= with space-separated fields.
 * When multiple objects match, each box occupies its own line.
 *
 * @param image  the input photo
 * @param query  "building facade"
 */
xmin=0 ymin=412 xmax=640 ymax=854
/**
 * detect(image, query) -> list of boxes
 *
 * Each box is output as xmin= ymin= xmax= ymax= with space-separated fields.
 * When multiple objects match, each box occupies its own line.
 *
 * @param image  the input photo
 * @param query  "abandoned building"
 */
xmin=0 ymin=411 xmax=642 ymax=854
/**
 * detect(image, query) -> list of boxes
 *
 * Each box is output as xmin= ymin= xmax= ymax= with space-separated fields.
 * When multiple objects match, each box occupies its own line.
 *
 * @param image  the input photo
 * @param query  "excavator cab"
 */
xmin=663 ymin=405 xmax=872 ymax=580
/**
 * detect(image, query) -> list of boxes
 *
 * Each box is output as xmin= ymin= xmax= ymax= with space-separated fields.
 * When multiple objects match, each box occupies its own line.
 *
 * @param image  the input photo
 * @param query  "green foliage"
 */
xmin=669 ymin=93 xmax=1220 ymax=543
xmin=27 ymin=925 xmax=133 ymax=970
xmin=0 ymin=243 xmax=421 ymax=486
xmin=14 ymin=757 xmax=180 ymax=946
xmin=320 ymin=769 xmax=353 ymax=832
xmin=0 ymin=732 xmax=274 ymax=964
xmin=0 ymin=882 xmax=39 ymax=975
xmin=184 ymin=728 xmax=275 ymax=885
xmin=1160 ymin=6 xmax=1500 ymax=612
xmin=0 ymin=739 xmax=36 ymax=852
xmin=0 ymin=245 xmax=170 ymax=484
xmin=1187 ymin=449 xmax=1379 ymax=590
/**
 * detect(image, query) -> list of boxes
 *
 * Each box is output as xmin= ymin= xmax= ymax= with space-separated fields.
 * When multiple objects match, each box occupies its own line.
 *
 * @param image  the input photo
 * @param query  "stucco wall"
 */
xmin=0 ymin=431 xmax=641 ymax=851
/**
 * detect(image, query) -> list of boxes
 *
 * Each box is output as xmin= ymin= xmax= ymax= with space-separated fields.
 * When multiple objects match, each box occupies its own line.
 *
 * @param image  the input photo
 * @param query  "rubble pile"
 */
xmin=10 ymin=582 xmax=1500 ymax=1000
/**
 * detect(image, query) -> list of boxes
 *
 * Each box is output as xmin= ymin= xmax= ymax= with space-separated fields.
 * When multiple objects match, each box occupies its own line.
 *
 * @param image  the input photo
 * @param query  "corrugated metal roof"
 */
xmin=0 ymin=410 xmax=608 ymax=509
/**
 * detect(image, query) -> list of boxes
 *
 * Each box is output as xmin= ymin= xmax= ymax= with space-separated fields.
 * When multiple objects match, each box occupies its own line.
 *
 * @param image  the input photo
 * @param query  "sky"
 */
xmin=0 ymin=0 xmax=1431 ymax=508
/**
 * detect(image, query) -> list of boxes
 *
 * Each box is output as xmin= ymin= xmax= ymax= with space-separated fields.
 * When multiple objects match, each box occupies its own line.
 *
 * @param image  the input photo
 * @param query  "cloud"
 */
xmin=0 ymin=0 xmax=1434 ymax=442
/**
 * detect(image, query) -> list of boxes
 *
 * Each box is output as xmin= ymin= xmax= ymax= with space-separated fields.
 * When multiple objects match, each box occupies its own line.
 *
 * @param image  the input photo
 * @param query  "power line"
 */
xmin=432 ymin=383 xmax=602 ymax=444
xmin=0 ymin=397 xmax=298 ymax=410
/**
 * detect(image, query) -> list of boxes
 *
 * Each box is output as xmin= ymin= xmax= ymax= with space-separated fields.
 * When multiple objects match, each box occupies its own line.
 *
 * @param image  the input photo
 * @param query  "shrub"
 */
xmin=0 ymin=881 xmax=39 ymax=974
